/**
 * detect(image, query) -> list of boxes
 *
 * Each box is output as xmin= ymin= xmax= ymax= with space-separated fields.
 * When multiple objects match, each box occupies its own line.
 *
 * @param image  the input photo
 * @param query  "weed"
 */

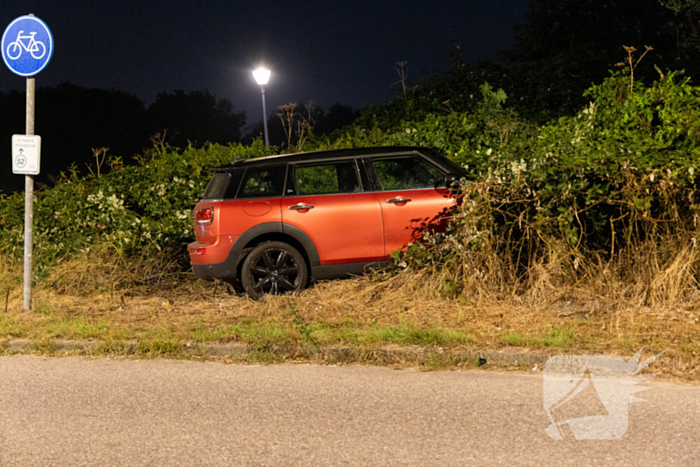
xmin=362 ymin=325 xmax=472 ymax=346
xmin=137 ymin=339 xmax=181 ymax=357
xmin=418 ymin=352 xmax=478 ymax=371
xmin=232 ymin=345 xmax=285 ymax=365
xmin=682 ymin=341 xmax=700 ymax=353
xmin=34 ymin=301 xmax=56 ymax=316
xmin=291 ymin=307 xmax=319 ymax=346
xmin=501 ymin=326 xmax=578 ymax=348
xmin=94 ymin=339 xmax=131 ymax=355
xmin=32 ymin=339 xmax=57 ymax=353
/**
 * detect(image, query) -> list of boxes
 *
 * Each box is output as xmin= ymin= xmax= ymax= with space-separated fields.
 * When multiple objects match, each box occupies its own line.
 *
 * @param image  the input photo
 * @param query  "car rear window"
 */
xmin=202 ymin=172 xmax=231 ymax=199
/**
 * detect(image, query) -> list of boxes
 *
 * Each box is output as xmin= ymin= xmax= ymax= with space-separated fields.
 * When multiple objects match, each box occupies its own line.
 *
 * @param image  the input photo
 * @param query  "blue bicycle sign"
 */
xmin=1 ymin=15 xmax=53 ymax=77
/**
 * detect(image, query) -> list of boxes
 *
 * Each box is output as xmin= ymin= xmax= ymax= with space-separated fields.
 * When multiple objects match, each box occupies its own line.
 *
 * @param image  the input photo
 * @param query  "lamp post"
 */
xmin=253 ymin=68 xmax=271 ymax=147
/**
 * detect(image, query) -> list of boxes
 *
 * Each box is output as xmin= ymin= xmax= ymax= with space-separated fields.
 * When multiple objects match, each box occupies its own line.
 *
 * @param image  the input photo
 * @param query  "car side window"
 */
xmin=291 ymin=160 xmax=361 ymax=196
xmin=371 ymin=155 xmax=445 ymax=191
xmin=237 ymin=165 xmax=285 ymax=199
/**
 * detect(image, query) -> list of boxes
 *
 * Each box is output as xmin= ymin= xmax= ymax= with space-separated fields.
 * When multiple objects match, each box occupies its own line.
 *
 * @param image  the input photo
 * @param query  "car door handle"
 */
xmin=387 ymin=198 xmax=412 ymax=204
xmin=288 ymin=204 xmax=315 ymax=210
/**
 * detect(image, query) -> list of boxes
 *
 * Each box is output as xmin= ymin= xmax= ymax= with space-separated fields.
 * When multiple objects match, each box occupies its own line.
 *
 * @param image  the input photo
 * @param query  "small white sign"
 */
xmin=12 ymin=134 xmax=41 ymax=174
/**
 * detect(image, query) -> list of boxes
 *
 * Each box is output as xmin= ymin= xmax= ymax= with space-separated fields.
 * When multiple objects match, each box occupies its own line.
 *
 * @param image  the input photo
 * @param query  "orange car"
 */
xmin=188 ymin=147 xmax=465 ymax=299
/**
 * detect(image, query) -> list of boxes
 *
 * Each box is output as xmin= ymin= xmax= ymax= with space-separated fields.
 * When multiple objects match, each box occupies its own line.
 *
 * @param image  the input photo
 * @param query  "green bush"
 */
xmin=392 ymin=71 xmax=700 ymax=281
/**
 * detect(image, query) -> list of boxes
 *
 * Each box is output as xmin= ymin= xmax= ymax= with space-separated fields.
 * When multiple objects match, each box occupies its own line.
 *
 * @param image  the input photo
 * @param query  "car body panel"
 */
xmin=375 ymin=188 xmax=456 ymax=255
xmin=188 ymin=198 xmax=281 ymax=266
xmin=281 ymin=193 xmax=385 ymax=265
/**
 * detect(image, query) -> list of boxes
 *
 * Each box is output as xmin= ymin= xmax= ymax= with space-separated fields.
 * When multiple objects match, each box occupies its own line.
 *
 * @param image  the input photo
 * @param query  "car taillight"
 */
xmin=194 ymin=248 xmax=207 ymax=256
xmin=196 ymin=207 xmax=214 ymax=225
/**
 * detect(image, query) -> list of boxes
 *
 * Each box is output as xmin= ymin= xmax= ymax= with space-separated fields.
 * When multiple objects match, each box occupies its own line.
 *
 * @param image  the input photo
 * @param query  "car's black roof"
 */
xmin=214 ymin=146 xmax=466 ymax=175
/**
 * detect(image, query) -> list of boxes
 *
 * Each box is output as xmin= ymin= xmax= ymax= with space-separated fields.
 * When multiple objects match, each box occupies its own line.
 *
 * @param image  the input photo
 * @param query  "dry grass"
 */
xmin=0 ymin=244 xmax=698 ymax=379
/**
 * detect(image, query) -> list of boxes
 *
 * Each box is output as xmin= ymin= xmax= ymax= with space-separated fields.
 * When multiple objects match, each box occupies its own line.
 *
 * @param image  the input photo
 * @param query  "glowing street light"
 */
xmin=253 ymin=68 xmax=271 ymax=147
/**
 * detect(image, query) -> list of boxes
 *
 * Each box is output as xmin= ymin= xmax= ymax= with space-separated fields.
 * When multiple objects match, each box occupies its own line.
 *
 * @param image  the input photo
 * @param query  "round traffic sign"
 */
xmin=1 ymin=15 xmax=53 ymax=77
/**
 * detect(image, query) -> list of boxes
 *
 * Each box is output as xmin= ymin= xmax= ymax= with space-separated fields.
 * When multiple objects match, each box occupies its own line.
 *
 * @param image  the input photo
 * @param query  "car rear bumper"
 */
xmin=191 ymin=262 xmax=238 ymax=282
xmin=188 ymin=238 xmax=240 ymax=283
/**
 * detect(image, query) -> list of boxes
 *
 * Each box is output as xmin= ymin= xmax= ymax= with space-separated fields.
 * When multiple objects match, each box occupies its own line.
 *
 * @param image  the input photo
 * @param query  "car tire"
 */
xmin=241 ymin=241 xmax=308 ymax=300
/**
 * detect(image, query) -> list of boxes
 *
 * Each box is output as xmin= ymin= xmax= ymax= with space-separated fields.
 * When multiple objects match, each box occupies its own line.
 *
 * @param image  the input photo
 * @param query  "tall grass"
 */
xmin=394 ymin=175 xmax=700 ymax=313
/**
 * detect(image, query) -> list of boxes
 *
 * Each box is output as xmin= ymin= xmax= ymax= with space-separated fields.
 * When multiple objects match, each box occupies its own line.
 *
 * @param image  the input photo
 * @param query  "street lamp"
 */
xmin=253 ymin=68 xmax=271 ymax=147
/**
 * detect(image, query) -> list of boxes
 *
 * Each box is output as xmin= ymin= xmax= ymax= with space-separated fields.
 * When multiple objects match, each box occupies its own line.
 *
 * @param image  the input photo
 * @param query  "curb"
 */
xmin=0 ymin=339 xmax=551 ymax=367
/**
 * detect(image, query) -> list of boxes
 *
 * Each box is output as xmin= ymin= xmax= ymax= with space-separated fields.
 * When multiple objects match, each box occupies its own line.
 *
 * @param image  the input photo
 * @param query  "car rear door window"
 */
xmin=291 ymin=160 xmax=361 ymax=196
xmin=371 ymin=155 xmax=445 ymax=191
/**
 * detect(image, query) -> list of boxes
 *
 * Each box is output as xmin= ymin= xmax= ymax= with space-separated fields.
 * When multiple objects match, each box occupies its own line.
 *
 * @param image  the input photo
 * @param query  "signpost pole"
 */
xmin=23 ymin=77 xmax=35 ymax=311
xmin=2 ymin=14 xmax=52 ymax=312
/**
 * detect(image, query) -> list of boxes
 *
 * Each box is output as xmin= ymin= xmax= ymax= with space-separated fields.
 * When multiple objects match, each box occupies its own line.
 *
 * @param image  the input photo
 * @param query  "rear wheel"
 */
xmin=241 ymin=241 xmax=308 ymax=300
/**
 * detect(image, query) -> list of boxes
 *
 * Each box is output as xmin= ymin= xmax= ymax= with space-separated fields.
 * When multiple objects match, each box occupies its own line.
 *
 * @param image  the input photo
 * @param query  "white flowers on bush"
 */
xmin=87 ymin=191 xmax=125 ymax=212
xmin=510 ymin=159 xmax=527 ymax=175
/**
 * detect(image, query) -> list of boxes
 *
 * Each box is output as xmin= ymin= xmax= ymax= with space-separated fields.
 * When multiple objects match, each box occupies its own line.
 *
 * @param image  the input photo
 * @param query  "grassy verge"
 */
xmin=0 ymin=256 xmax=697 ymax=379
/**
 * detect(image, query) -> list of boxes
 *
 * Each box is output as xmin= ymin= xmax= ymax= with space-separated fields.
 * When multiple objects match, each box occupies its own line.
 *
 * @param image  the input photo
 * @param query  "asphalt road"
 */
xmin=0 ymin=356 xmax=697 ymax=466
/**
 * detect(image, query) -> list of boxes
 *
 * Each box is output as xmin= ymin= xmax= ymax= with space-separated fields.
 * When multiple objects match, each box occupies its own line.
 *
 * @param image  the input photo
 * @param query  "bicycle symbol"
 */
xmin=6 ymin=31 xmax=46 ymax=60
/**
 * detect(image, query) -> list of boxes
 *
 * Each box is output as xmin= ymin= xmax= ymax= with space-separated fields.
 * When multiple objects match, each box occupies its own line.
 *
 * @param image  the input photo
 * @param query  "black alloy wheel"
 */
xmin=241 ymin=241 xmax=308 ymax=300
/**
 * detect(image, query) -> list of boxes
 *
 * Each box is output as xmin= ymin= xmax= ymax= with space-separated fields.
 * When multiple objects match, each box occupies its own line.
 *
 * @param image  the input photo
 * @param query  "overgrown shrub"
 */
xmin=393 ymin=71 xmax=700 ymax=305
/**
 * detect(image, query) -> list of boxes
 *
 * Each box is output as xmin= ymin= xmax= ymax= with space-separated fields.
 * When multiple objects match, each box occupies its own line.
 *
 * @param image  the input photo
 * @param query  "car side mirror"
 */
xmin=444 ymin=173 xmax=460 ymax=192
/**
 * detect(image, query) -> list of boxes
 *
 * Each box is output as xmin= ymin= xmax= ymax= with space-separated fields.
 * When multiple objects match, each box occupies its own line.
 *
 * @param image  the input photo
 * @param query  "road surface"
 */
xmin=0 ymin=356 xmax=697 ymax=466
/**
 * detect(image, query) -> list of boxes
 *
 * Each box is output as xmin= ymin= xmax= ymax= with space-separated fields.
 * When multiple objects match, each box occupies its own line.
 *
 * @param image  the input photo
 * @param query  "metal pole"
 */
xmin=261 ymin=87 xmax=269 ymax=147
xmin=23 ymin=77 xmax=35 ymax=311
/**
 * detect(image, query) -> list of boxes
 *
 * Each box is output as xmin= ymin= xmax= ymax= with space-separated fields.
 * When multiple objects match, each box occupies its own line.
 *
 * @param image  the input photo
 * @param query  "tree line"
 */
xmin=365 ymin=0 xmax=700 ymax=126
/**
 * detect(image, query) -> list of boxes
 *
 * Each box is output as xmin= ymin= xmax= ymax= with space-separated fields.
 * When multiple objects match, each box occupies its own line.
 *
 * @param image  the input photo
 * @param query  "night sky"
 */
xmin=0 ymin=0 xmax=527 ymax=127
